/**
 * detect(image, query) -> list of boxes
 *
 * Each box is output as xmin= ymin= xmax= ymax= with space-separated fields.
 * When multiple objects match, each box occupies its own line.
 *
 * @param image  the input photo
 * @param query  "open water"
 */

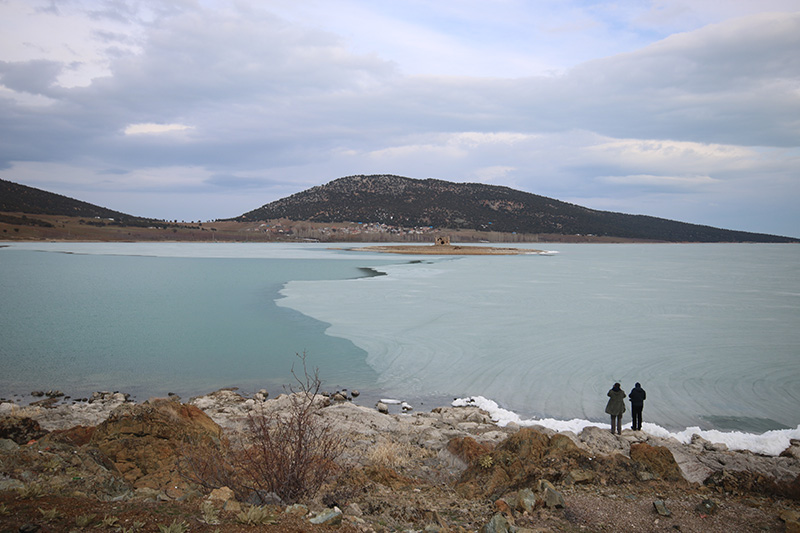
xmin=1 ymin=241 xmax=798 ymax=454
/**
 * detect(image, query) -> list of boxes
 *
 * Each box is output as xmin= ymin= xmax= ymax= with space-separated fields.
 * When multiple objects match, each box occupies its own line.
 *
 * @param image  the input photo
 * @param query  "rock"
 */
xmin=351 ymin=390 xmax=360 ymax=398
xmin=40 ymin=425 xmax=95 ymax=447
xmin=781 ymin=510 xmax=800 ymax=533
xmin=343 ymin=502 xmax=363 ymax=516
xmin=0 ymin=438 xmax=20 ymax=452
xmin=90 ymin=398 xmax=224 ymax=493
xmin=255 ymin=389 xmax=269 ymax=402
xmin=332 ymin=392 xmax=348 ymax=402
xmin=695 ymin=498 xmax=718 ymax=515
xmin=630 ymin=442 xmax=684 ymax=481
xmin=29 ymin=397 xmax=59 ymax=409
xmin=45 ymin=390 xmax=64 ymax=398
xmin=30 ymin=391 xmax=44 ymax=397
xmin=781 ymin=441 xmax=800 ymax=460
xmin=376 ymin=402 xmax=389 ymax=414
xmin=564 ymin=468 xmax=595 ymax=485
xmin=542 ymin=486 xmax=565 ymax=509
xmin=0 ymin=416 xmax=47 ymax=444
xmin=309 ymin=507 xmax=343 ymax=525
xmin=285 ymin=503 xmax=309 ymax=517
xmin=447 ymin=436 xmax=491 ymax=464
xmin=579 ymin=425 xmax=628 ymax=455
xmin=515 ymin=488 xmax=537 ymax=512
xmin=208 ymin=486 xmax=235 ymax=503
xmin=224 ymin=499 xmax=241 ymax=513
xmin=653 ymin=500 xmax=672 ymax=517
xmin=481 ymin=512 xmax=515 ymax=533
xmin=692 ymin=434 xmax=728 ymax=452
xmin=246 ymin=490 xmax=283 ymax=506
xmin=494 ymin=497 xmax=513 ymax=516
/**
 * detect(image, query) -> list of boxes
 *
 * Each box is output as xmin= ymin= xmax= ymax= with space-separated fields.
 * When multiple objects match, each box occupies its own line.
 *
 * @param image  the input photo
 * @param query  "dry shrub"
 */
xmin=234 ymin=354 xmax=345 ymax=503
xmin=181 ymin=353 xmax=345 ymax=504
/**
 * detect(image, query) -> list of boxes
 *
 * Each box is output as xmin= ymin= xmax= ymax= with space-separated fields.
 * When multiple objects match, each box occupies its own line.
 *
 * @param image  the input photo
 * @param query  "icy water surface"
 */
xmin=1 ymin=241 xmax=799 ymax=453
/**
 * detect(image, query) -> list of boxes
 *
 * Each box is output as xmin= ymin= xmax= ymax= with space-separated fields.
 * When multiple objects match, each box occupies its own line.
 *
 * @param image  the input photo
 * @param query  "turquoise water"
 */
xmin=1 ymin=242 xmax=799 ymax=438
xmin=0 ymin=245 xmax=389 ymax=400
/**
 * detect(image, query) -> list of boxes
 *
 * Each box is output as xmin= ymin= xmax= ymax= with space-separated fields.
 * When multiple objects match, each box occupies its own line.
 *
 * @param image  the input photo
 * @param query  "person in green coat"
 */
xmin=605 ymin=382 xmax=626 ymax=435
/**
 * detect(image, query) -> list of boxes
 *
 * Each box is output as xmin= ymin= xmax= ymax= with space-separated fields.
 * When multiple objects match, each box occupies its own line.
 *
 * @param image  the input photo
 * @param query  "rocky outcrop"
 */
xmin=89 ymin=398 xmax=224 ymax=494
xmin=0 ymin=416 xmax=47 ymax=444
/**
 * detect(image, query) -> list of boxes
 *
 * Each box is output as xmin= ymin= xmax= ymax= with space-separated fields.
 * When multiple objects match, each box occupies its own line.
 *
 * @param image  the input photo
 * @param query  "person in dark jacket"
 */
xmin=628 ymin=382 xmax=646 ymax=431
xmin=605 ymin=382 xmax=626 ymax=435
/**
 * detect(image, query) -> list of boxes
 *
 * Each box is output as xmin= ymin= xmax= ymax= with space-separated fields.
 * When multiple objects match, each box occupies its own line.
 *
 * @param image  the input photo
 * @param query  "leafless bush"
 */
xmin=234 ymin=352 xmax=345 ymax=503
xmin=181 ymin=352 xmax=344 ymax=504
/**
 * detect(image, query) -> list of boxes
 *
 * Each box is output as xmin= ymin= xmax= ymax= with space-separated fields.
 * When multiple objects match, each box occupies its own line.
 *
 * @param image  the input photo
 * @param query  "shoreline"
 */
xmin=2 ymin=387 xmax=799 ymax=531
xmin=3 ymin=386 xmax=799 ymax=458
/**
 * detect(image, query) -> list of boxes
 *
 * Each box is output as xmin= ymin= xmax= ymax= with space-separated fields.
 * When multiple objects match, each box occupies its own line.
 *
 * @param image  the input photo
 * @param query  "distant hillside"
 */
xmin=0 ymin=179 xmax=145 ymax=222
xmin=238 ymin=175 xmax=798 ymax=243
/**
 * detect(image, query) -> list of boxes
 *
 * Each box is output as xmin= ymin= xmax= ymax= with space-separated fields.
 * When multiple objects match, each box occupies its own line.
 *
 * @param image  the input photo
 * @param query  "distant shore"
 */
xmin=347 ymin=244 xmax=551 ymax=255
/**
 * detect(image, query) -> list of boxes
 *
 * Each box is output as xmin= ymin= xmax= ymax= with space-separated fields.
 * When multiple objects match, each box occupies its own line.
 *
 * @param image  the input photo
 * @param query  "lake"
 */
xmin=1 ymin=241 xmax=798 ymax=453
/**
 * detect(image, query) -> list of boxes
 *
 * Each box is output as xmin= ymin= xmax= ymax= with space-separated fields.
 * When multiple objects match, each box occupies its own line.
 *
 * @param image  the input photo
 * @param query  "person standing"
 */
xmin=605 ymin=382 xmax=626 ymax=435
xmin=629 ymin=382 xmax=646 ymax=431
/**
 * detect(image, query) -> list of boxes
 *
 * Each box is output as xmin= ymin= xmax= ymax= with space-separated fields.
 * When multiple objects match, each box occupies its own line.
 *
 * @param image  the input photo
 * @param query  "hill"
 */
xmin=0 ymin=178 xmax=144 ymax=222
xmin=237 ymin=175 xmax=798 ymax=243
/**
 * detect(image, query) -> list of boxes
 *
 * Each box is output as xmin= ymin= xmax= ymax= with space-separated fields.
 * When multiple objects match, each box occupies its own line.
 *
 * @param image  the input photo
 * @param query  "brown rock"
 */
xmin=447 ymin=436 xmax=491 ymax=465
xmin=40 ymin=425 xmax=95 ymax=447
xmin=630 ymin=442 xmax=684 ymax=482
xmin=494 ymin=497 xmax=513 ymax=517
xmin=208 ymin=486 xmax=235 ymax=503
xmin=90 ymin=398 xmax=224 ymax=493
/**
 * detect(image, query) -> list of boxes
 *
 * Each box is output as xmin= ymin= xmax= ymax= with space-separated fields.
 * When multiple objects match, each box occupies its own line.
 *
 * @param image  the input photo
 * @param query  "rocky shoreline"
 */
xmin=2 ymin=388 xmax=799 ymax=532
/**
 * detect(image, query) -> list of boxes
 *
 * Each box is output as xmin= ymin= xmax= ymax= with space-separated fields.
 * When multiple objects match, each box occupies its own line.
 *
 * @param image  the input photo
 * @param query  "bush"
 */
xmin=181 ymin=352 xmax=344 ymax=504
xmin=234 ymin=353 xmax=344 ymax=503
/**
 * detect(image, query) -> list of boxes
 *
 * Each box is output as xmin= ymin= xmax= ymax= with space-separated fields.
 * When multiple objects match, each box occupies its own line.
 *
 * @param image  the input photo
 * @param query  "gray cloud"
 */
xmin=0 ymin=2 xmax=797 ymax=235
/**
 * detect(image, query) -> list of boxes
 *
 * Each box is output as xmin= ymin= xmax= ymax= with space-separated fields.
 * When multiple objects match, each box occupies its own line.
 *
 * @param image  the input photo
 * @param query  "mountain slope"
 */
xmin=0 ymin=179 xmax=142 ymax=222
xmin=238 ymin=175 xmax=797 ymax=243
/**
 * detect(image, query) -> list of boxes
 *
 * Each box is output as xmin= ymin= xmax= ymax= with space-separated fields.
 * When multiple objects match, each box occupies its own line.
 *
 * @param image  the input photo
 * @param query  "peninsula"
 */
xmin=349 ymin=236 xmax=553 ymax=255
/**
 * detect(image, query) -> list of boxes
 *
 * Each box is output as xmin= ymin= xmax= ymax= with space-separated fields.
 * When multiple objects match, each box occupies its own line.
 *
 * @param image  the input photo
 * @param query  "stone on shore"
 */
xmin=90 ymin=398 xmax=224 ymax=495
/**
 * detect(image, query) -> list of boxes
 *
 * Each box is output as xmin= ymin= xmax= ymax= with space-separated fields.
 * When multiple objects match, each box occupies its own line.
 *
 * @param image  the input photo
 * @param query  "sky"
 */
xmin=0 ymin=0 xmax=799 ymax=237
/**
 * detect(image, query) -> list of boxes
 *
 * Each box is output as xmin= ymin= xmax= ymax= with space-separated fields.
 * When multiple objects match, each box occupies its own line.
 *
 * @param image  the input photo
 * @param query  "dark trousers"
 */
xmin=631 ymin=404 xmax=643 ymax=430
xmin=610 ymin=415 xmax=622 ymax=434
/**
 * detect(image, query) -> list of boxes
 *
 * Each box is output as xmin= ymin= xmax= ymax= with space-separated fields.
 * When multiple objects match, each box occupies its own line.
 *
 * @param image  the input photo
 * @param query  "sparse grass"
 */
xmin=120 ymin=520 xmax=145 ymax=533
xmin=75 ymin=513 xmax=97 ymax=527
xmin=235 ymin=504 xmax=276 ymax=525
xmin=200 ymin=500 xmax=220 ymax=525
xmin=369 ymin=440 xmax=414 ymax=468
xmin=157 ymin=519 xmax=189 ymax=533
xmin=101 ymin=514 xmax=119 ymax=527
xmin=0 ymin=503 xmax=8 ymax=516
xmin=38 ymin=507 xmax=61 ymax=521
xmin=369 ymin=439 xmax=435 ymax=469
xmin=16 ymin=482 xmax=45 ymax=499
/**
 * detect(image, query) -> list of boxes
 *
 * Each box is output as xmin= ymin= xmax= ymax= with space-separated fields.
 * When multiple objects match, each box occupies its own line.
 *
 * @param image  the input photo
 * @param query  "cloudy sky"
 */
xmin=1 ymin=0 xmax=798 ymax=236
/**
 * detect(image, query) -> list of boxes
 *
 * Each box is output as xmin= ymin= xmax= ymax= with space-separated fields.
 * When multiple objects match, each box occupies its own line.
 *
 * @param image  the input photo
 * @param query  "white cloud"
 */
xmin=124 ymin=123 xmax=193 ymax=135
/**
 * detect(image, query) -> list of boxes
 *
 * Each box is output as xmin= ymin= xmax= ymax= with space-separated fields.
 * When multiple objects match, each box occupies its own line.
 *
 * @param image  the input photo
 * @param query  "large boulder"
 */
xmin=629 ymin=442 xmax=684 ymax=482
xmin=90 ymin=398 xmax=224 ymax=494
